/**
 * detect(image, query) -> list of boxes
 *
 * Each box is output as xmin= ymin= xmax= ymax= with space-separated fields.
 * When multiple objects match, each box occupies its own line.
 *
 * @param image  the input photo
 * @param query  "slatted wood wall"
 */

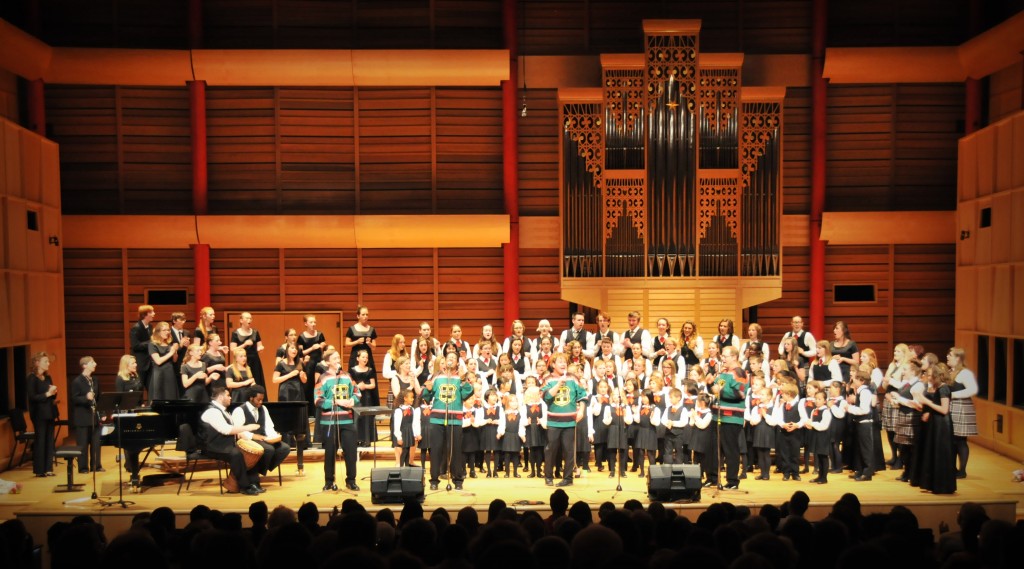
xmin=48 ymin=86 xmax=505 ymax=215
xmin=782 ymin=87 xmax=811 ymax=214
xmin=63 ymin=245 xmax=542 ymax=393
xmin=27 ymin=1 xmax=975 ymax=54
xmin=826 ymin=84 xmax=963 ymax=212
xmin=756 ymin=244 xmax=955 ymax=361
xmin=518 ymin=88 xmax=559 ymax=216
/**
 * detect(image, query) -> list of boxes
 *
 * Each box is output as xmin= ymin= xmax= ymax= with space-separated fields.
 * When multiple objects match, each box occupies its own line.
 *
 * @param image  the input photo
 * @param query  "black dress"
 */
xmin=297 ymin=331 xmax=326 ymax=404
xmin=231 ymin=329 xmax=265 ymax=388
xmin=181 ymin=362 xmax=209 ymax=403
xmin=275 ymin=360 xmax=305 ymax=402
xmin=349 ymin=366 xmax=379 ymax=443
xmin=914 ymin=385 xmax=957 ymax=495
xmin=202 ymin=352 xmax=227 ymax=394
xmin=830 ymin=340 xmax=859 ymax=382
xmin=346 ymin=325 xmax=378 ymax=370
xmin=148 ymin=343 xmax=179 ymax=400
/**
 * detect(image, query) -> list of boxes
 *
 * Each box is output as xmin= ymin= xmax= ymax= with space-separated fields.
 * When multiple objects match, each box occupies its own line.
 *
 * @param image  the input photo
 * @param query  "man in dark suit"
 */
xmin=71 ymin=356 xmax=104 ymax=473
xmin=170 ymin=311 xmax=190 ymax=380
xmin=130 ymin=304 xmax=155 ymax=391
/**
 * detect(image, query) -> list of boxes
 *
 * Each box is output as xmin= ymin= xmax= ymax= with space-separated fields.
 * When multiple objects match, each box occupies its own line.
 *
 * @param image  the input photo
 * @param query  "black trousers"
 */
xmin=855 ymin=421 xmax=875 ymax=477
xmin=75 ymin=424 xmax=103 ymax=472
xmin=544 ymin=426 xmax=576 ymax=481
xmin=663 ymin=432 xmax=685 ymax=464
xmin=32 ymin=417 xmax=55 ymax=475
xmin=429 ymin=422 xmax=464 ymax=484
xmin=253 ymin=439 xmax=290 ymax=475
xmin=719 ymin=422 xmax=742 ymax=485
xmin=777 ymin=430 xmax=801 ymax=476
xmin=321 ymin=423 xmax=358 ymax=483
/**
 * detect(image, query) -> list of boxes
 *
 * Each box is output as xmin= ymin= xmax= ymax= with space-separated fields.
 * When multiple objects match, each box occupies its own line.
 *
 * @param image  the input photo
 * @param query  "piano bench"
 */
xmin=54 ymin=447 xmax=85 ymax=493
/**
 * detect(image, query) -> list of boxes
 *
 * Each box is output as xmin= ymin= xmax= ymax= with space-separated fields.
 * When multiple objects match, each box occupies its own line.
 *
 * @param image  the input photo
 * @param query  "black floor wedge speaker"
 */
xmin=647 ymin=464 xmax=701 ymax=502
xmin=370 ymin=467 xmax=425 ymax=504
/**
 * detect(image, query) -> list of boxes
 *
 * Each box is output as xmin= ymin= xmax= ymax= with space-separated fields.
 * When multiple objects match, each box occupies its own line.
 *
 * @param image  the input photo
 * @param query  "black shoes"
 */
xmin=454 ymin=482 xmax=463 ymax=490
xmin=724 ymin=483 xmax=740 ymax=490
xmin=555 ymin=479 xmax=573 ymax=487
xmin=346 ymin=481 xmax=360 ymax=491
xmin=792 ymin=474 xmax=801 ymax=481
xmin=429 ymin=482 xmax=439 ymax=490
xmin=854 ymin=474 xmax=872 ymax=482
xmin=242 ymin=485 xmax=261 ymax=496
xmin=545 ymin=478 xmax=554 ymax=486
xmin=323 ymin=482 xmax=338 ymax=491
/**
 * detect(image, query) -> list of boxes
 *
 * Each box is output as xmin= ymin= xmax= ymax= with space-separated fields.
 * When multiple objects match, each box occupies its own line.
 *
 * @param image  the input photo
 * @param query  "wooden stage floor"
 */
xmin=2 ymin=442 xmax=1022 ymax=546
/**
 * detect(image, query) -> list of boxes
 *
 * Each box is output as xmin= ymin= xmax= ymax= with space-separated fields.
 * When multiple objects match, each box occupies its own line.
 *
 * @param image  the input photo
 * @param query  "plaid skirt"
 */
xmin=950 ymin=398 xmax=979 ymax=437
xmin=894 ymin=410 xmax=920 ymax=445
xmin=881 ymin=397 xmax=900 ymax=431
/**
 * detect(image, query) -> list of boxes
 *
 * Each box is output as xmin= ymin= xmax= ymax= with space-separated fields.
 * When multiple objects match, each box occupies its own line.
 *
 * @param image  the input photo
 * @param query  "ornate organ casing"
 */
xmin=559 ymin=20 xmax=784 ymax=334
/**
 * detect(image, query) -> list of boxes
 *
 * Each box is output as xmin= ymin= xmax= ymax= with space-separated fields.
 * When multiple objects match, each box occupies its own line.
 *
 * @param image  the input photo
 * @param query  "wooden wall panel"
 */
xmin=783 ymin=87 xmax=811 ymax=214
xmin=518 ymin=89 xmax=559 ymax=216
xmin=361 ymin=248 xmax=436 ymax=341
xmin=278 ymin=87 xmax=356 ymax=213
xmin=437 ymin=247 xmax=504 ymax=335
xmin=826 ymin=83 xmax=962 ymax=212
xmin=45 ymin=86 xmax=119 ymax=213
xmin=518 ymin=247 xmax=570 ymax=330
xmin=435 ymin=88 xmax=504 ymax=213
xmin=120 ymin=88 xmax=192 ymax=213
xmin=893 ymin=244 xmax=956 ymax=357
xmin=282 ymin=248 xmax=358 ymax=311
xmin=358 ymin=88 xmax=434 ymax=212
xmin=63 ymin=248 xmax=124 ymax=392
xmin=207 ymin=248 xmax=277 ymax=312
xmin=206 ymin=88 xmax=278 ymax=212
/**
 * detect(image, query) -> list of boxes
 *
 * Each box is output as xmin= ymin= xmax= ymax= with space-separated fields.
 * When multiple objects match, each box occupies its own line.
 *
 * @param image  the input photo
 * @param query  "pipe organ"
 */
xmin=559 ymin=20 xmax=784 ymax=332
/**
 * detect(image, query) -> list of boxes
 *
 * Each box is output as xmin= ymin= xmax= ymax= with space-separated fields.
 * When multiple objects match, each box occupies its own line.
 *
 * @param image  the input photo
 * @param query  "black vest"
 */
xmin=201 ymin=405 xmax=236 ymax=454
xmin=623 ymin=328 xmax=644 ymax=361
xmin=240 ymin=404 xmax=267 ymax=436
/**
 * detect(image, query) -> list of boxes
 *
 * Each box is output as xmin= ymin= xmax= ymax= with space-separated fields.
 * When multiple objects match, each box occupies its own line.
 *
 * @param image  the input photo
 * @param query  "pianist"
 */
xmin=231 ymin=385 xmax=290 ymax=486
xmin=201 ymin=386 xmax=261 ymax=495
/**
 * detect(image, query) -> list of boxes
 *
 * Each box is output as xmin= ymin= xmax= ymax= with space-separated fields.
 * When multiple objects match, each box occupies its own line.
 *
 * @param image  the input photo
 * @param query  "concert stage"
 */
xmin=2 ymin=442 xmax=1021 ymax=553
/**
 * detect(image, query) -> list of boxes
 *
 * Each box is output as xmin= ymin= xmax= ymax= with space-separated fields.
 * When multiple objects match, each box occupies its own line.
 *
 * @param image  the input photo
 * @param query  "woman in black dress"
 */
xmin=230 ymin=312 xmax=266 ymax=388
xmin=829 ymin=321 xmax=859 ymax=382
xmin=148 ymin=322 xmax=180 ymax=401
xmin=912 ymin=363 xmax=957 ymax=494
xmin=273 ymin=343 xmax=306 ymax=402
xmin=297 ymin=315 xmax=327 ymax=405
xmin=349 ymin=347 xmax=379 ymax=445
xmin=201 ymin=333 xmax=228 ymax=395
xmin=180 ymin=345 xmax=210 ymax=403
xmin=345 ymin=305 xmax=378 ymax=371
xmin=194 ymin=306 xmax=217 ymax=346
xmin=26 ymin=352 xmax=57 ymax=477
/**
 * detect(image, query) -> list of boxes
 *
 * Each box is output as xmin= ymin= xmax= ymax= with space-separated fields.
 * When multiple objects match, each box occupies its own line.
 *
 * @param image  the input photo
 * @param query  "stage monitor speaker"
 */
xmin=370 ymin=467 xmax=425 ymax=504
xmin=647 ymin=464 xmax=701 ymax=502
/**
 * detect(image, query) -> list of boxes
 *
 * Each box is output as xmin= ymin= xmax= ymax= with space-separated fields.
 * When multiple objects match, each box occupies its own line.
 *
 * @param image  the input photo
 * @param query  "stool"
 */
xmin=54 ymin=447 xmax=85 ymax=493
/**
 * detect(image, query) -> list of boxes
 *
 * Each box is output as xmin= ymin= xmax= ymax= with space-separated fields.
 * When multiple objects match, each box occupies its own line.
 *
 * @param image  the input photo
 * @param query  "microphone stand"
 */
xmin=597 ymin=389 xmax=644 ymax=499
xmin=97 ymin=395 xmax=135 ymax=507
xmin=429 ymin=369 xmax=473 ymax=496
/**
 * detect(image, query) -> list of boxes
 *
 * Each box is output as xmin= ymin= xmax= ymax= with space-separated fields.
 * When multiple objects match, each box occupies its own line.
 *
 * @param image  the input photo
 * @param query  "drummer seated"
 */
xmin=232 ymin=385 xmax=291 ymax=483
xmin=201 ymin=386 xmax=262 ymax=495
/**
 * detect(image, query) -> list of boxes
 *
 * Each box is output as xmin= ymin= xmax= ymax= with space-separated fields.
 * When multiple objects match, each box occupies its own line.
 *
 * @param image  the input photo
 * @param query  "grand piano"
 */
xmin=101 ymin=399 xmax=310 ymax=487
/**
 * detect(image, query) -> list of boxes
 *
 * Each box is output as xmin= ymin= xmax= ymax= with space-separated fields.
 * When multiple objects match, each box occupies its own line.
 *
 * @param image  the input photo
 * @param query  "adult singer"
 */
xmin=316 ymin=351 xmax=361 ymax=491
xmin=421 ymin=352 xmax=474 ymax=491
xmin=542 ymin=353 xmax=588 ymax=487
xmin=232 ymin=385 xmax=290 ymax=488
xmin=71 ymin=356 xmax=104 ymax=474
xmin=709 ymin=346 xmax=747 ymax=490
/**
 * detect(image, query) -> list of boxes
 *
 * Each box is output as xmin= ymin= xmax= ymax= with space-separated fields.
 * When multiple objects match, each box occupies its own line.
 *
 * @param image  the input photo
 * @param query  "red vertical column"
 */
xmin=808 ymin=0 xmax=827 ymax=339
xmin=502 ymin=0 xmax=521 ymax=330
xmin=192 ymin=244 xmax=211 ymax=321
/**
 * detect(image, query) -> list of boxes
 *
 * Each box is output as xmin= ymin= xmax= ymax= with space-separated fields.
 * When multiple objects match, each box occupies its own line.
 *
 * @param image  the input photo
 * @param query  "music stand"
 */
xmin=95 ymin=391 xmax=144 ymax=508
xmin=354 ymin=406 xmax=393 ymax=480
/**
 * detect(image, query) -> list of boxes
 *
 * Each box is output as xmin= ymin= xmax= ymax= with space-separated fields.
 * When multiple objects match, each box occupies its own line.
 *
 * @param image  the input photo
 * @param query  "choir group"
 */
xmin=26 ymin=304 xmax=976 ymax=497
